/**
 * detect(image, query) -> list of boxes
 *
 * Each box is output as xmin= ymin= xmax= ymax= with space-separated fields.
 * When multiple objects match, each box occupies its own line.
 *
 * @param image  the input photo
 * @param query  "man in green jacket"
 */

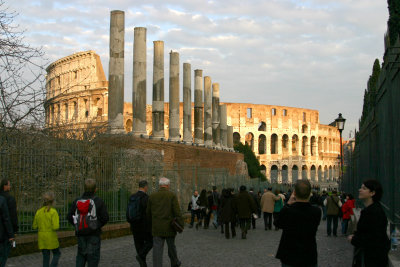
xmin=147 ymin=177 xmax=183 ymax=267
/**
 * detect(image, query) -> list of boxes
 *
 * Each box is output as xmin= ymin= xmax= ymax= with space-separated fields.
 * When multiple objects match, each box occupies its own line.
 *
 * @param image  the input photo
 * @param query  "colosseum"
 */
xmin=45 ymin=51 xmax=341 ymax=184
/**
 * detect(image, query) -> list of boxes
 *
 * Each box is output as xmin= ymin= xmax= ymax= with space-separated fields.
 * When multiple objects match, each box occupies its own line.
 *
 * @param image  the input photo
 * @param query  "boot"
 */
xmin=241 ymin=231 xmax=246 ymax=239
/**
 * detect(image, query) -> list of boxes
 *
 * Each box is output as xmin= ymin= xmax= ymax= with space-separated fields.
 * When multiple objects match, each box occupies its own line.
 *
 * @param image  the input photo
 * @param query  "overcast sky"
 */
xmin=8 ymin=0 xmax=389 ymax=139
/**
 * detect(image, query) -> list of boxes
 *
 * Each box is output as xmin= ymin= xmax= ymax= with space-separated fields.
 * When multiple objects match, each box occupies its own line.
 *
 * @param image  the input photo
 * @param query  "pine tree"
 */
xmin=367 ymin=59 xmax=381 ymax=108
xmin=234 ymin=142 xmax=266 ymax=180
xmin=388 ymin=0 xmax=400 ymax=46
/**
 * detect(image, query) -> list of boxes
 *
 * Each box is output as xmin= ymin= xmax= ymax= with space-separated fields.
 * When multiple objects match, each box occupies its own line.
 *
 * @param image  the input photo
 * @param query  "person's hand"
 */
xmin=347 ymin=234 xmax=353 ymax=242
xmin=287 ymin=193 xmax=296 ymax=205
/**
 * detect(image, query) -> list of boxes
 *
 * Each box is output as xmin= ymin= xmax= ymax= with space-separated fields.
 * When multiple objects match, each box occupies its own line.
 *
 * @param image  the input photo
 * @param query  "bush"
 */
xmin=234 ymin=142 xmax=266 ymax=181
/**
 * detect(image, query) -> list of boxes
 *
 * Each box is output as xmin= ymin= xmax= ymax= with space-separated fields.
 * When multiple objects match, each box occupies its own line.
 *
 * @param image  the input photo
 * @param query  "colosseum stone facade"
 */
xmin=45 ymin=51 xmax=340 ymax=183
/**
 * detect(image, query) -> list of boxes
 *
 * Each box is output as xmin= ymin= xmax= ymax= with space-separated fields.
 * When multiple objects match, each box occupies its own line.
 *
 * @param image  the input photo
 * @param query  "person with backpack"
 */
xmin=211 ymin=186 xmax=220 ymax=229
xmin=126 ymin=180 xmax=152 ymax=267
xmin=67 ymin=179 xmax=109 ymax=267
xmin=33 ymin=192 xmax=61 ymax=267
xmin=324 ymin=190 xmax=342 ymax=237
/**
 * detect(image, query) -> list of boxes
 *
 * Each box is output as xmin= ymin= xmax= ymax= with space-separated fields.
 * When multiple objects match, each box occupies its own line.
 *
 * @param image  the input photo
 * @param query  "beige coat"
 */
xmin=260 ymin=191 xmax=280 ymax=213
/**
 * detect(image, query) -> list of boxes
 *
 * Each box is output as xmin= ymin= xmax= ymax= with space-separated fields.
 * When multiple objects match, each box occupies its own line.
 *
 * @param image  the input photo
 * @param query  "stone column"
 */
xmin=227 ymin=126 xmax=233 ymax=150
xmin=203 ymin=76 xmax=212 ymax=147
xmin=169 ymin=51 xmax=180 ymax=141
xmin=212 ymin=83 xmax=220 ymax=148
xmin=108 ymin=10 xmax=125 ymax=134
xmin=183 ymin=63 xmax=192 ymax=143
xmin=132 ymin=27 xmax=147 ymax=136
xmin=220 ymin=104 xmax=227 ymax=149
xmin=194 ymin=70 xmax=203 ymax=145
xmin=151 ymin=41 xmax=164 ymax=139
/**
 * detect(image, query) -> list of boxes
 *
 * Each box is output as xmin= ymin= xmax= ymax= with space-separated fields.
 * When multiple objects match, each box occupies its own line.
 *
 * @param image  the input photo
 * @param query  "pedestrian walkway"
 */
xmin=7 ymin=218 xmax=353 ymax=267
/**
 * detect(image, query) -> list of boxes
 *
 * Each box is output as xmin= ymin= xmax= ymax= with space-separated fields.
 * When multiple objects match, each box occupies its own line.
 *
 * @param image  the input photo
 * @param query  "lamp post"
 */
xmin=335 ymin=113 xmax=346 ymax=191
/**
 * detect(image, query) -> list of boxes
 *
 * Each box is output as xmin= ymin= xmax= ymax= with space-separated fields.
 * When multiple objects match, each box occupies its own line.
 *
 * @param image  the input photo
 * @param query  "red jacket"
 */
xmin=341 ymin=199 xmax=355 ymax=220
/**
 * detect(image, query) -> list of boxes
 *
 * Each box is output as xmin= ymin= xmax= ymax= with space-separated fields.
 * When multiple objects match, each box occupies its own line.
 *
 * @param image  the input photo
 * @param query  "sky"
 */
xmin=7 ymin=0 xmax=389 ymax=139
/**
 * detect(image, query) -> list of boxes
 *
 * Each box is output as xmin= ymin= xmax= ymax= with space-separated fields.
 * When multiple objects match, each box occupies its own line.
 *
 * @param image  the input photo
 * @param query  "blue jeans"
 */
xmin=42 ymin=248 xmax=61 ymax=267
xmin=341 ymin=219 xmax=349 ymax=235
xmin=212 ymin=210 xmax=218 ymax=225
xmin=76 ymin=235 xmax=101 ymax=267
xmin=0 ymin=241 xmax=11 ymax=267
xmin=327 ymin=215 xmax=338 ymax=236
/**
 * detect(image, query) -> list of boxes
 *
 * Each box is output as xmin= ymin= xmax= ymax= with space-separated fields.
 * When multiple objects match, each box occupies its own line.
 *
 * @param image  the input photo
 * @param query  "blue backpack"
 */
xmin=126 ymin=194 xmax=142 ymax=223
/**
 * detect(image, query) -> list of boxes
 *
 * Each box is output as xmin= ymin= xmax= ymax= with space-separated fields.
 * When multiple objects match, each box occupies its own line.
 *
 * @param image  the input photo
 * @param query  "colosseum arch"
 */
xmin=282 ymin=134 xmax=289 ymax=155
xmin=292 ymin=134 xmax=299 ymax=155
xmin=271 ymin=165 xmax=278 ymax=183
xmin=72 ymin=100 xmax=78 ymax=120
xmin=324 ymin=166 xmax=328 ymax=181
xmin=260 ymin=164 xmax=266 ymax=176
xmin=302 ymin=136 xmax=308 ymax=156
xmin=318 ymin=166 xmax=322 ymax=181
xmin=329 ymin=166 xmax=333 ymax=180
xmin=245 ymin=132 xmax=254 ymax=151
xmin=258 ymin=121 xmax=266 ymax=131
xmin=302 ymin=165 xmax=308 ymax=179
xmin=318 ymin=137 xmax=323 ymax=154
xmin=302 ymin=124 xmax=308 ymax=134
xmin=271 ymin=134 xmax=278 ymax=154
xmin=125 ymin=119 xmax=132 ymax=133
xmin=233 ymin=132 xmax=241 ymax=144
xmin=282 ymin=165 xmax=288 ymax=183
xmin=292 ymin=165 xmax=299 ymax=182
xmin=258 ymin=134 xmax=266 ymax=154
xmin=64 ymin=103 xmax=69 ymax=122
xmin=324 ymin=137 xmax=327 ymax=152
xmin=311 ymin=165 xmax=316 ymax=181
xmin=311 ymin=136 xmax=316 ymax=156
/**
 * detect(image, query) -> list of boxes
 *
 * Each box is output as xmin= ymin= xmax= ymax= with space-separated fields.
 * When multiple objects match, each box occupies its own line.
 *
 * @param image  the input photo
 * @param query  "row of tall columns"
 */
xmin=107 ymin=10 xmax=234 ymax=150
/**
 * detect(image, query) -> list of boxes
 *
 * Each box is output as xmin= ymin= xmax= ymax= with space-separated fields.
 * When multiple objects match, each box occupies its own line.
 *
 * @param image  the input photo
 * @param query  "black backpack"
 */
xmin=126 ymin=194 xmax=143 ymax=223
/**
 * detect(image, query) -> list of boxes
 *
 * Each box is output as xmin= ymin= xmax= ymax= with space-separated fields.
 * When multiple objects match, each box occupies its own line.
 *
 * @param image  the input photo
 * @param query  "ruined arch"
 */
xmin=258 ymin=134 xmax=266 ymax=154
xmin=282 ymin=165 xmax=288 ymax=183
xmin=258 ymin=121 xmax=266 ymax=131
xmin=271 ymin=165 xmax=278 ymax=183
xmin=302 ymin=136 xmax=308 ymax=156
xmin=233 ymin=132 xmax=241 ymax=144
xmin=282 ymin=134 xmax=289 ymax=154
xmin=318 ymin=137 xmax=323 ymax=153
xmin=302 ymin=124 xmax=308 ymax=134
xmin=245 ymin=132 xmax=254 ymax=151
xmin=292 ymin=134 xmax=299 ymax=155
xmin=271 ymin=134 xmax=278 ymax=154
xmin=292 ymin=165 xmax=299 ymax=182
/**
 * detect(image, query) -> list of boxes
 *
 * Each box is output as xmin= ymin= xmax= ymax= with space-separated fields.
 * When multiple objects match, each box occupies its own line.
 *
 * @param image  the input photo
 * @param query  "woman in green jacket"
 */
xmin=33 ymin=192 xmax=61 ymax=267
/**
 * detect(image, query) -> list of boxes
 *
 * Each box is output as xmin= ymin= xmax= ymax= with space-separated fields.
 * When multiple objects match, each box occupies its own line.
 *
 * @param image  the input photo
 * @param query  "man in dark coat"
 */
xmin=219 ymin=189 xmax=236 ymax=239
xmin=0 ymin=194 xmax=14 ymax=266
xmin=67 ymin=179 xmax=109 ymax=267
xmin=235 ymin=185 xmax=256 ymax=239
xmin=249 ymin=188 xmax=259 ymax=229
xmin=147 ymin=177 xmax=183 ymax=267
xmin=127 ymin=180 xmax=152 ymax=267
xmin=275 ymin=179 xmax=321 ymax=267
xmin=0 ymin=179 xmax=18 ymax=235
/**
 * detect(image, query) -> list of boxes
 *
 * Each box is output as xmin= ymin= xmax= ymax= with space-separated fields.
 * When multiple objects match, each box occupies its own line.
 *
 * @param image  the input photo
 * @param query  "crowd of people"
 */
xmin=0 ymin=176 xmax=392 ymax=267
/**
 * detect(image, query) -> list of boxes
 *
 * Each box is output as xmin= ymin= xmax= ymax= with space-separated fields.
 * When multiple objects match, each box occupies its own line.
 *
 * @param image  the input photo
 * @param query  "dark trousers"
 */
xmin=153 ymin=236 xmax=180 ymax=267
xmin=224 ymin=222 xmax=236 ymax=238
xmin=273 ymin=212 xmax=280 ymax=229
xmin=204 ymin=209 xmax=212 ymax=227
xmin=0 ymin=241 xmax=11 ymax=267
xmin=76 ymin=235 xmax=101 ymax=267
xmin=251 ymin=215 xmax=256 ymax=229
xmin=190 ymin=209 xmax=201 ymax=226
xmin=133 ymin=231 xmax=153 ymax=261
xmin=42 ymin=248 xmax=61 ymax=267
xmin=263 ymin=212 xmax=273 ymax=230
xmin=327 ymin=215 xmax=339 ymax=236
xmin=341 ymin=219 xmax=349 ymax=235
xmin=238 ymin=218 xmax=251 ymax=232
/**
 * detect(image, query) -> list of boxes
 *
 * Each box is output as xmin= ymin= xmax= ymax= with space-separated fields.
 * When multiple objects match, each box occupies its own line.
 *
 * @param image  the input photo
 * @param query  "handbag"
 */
xmin=171 ymin=218 xmax=184 ymax=233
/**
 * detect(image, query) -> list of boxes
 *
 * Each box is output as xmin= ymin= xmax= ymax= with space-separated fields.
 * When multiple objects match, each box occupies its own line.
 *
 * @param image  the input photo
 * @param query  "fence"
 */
xmin=0 ymin=131 xmax=279 ymax=234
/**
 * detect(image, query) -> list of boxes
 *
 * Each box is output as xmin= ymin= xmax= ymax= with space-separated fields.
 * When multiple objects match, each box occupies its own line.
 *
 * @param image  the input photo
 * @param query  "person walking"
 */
xmin=273 ymin=189 xmax=284 ymax=231
xmin=197 ymin=189 xmax=208 ymax=229
xmin=235 ymin=185 xmax=256 ymax=239
xmin=67 ymin=179 xmax=109 ymax=267
xmin=319 ymin=191 xmax=328 ymax=220
xmin=211 ymin=186 xmax=220 ymax=229
xmin=348 ymin=180 xmax=390 ymax=266
xmin=147 ymin=177 xmax=183 ymax=267
xmin=189 ymin=190 xmax=200 ymax=229
xmin=0 ymin=179 xmax=18 ymax=236
xmin=275 ymin=179 xmax=321 ymax=267
xmin=204 ymin=191 xmax=213 ymax=229
xmin=341 ymin=193 xmax=355 ymax=236
xmin=0 ymin=194 xmax=14 ymax=267
xmin=260 ymin=187 xmax=280 ymax=230
xmin=127 ymin=180 xmax=152 ymax=267
xmin=324 ymin=190 xmax=342 ymax=237
xmin=33 ymin=192 xmax=61 ymax=267
xmin=248 ymin=188 xmax=259 ymax=229
xmin=219 ymin=189 xmax=236 ymax=239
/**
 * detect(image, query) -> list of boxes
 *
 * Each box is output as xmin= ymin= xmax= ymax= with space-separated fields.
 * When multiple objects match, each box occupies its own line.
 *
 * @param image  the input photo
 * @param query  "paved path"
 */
xmin=7 ymin=218 xmax=353 ymax=267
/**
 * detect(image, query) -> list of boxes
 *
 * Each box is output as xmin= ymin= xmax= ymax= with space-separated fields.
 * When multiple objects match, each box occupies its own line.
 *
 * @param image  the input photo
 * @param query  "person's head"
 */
xmin=0 ymin=179 xmax=10 ymax=192
xmin=193 ymin=190 xmax=199 ymax=197
xmin=332 ymin=190 xmax=337 ymax=195
xmin=359 ymin=179 xmax=383 ymax=203
xmin=212 ymin=186 xmax=217 ymax=192
xmin=207 ymin=190 xmax=212 ymax=195
xmin=84 ymin=179 xmax=96 ymax=194
xmin=240 ymin=185 xmax=246 ymax=192
xmin=267 ymin=187 xmax=272 ymax=191
xmin=347 ymin=193 xmax=354 ymax=200
xmin=159 ymin=177 xmax=170 ymax=188
xmin=139 ymin=180 xmax=148 ymax=192
xmin=200 ymin=189 xmax=207 ymax=198
xmin=294 ymin=179 xmax=311 ymax=201
xmin=42 ymin=191 xmax=55 ymax=212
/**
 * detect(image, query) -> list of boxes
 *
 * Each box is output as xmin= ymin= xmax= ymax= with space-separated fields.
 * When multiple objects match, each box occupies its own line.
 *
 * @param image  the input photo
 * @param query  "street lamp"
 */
xmin=335 ymin=113 xmax=346 ymax=190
